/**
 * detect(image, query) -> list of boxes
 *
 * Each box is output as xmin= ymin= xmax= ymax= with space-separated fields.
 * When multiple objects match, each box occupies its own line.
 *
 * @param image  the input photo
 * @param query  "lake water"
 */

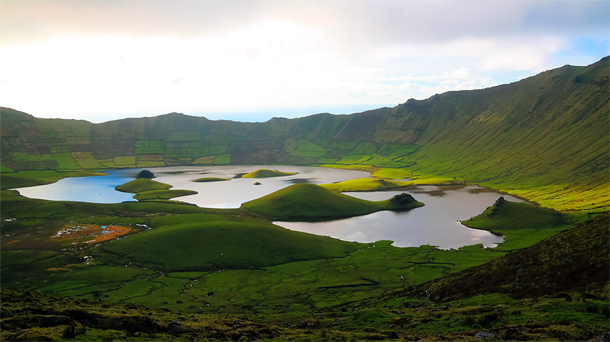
xmin=13 ymin=165 xmax=526 ymax=249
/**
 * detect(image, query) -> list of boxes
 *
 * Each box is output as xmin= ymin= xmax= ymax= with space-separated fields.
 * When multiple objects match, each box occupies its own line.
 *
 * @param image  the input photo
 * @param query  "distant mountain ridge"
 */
xmin=1 ymin=57 xmax=608 ymax=211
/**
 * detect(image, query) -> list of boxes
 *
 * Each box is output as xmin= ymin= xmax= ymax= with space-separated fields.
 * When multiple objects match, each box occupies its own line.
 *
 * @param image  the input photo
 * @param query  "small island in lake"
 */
xmin=116 ymin=176 xmax=197 ymax=202
xmin=241 ymin=183 xmax=423 ymax=221
xmin=193 ymin=177 xmax=231 ymax=182
xmin=241 ymin=169 xmax=297 ymax=178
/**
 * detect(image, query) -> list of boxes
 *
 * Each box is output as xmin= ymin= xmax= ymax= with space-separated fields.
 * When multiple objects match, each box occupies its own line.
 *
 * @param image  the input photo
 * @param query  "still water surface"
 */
xmin=13 ymin=166 xmax=525 ymax=249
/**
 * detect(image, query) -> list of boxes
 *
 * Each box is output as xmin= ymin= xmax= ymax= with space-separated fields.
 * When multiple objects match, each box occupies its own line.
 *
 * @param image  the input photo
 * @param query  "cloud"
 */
xmin=0 ymin=0 xmax=607 ymax=121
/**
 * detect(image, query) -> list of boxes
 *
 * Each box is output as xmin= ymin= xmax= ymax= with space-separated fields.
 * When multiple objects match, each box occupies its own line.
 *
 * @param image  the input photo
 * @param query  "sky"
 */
xmin=1 ymin=0 xmax=608 ymax=123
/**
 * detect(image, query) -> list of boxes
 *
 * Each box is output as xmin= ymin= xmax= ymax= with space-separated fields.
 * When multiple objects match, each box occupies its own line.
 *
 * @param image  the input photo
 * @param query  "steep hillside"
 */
xmin=1 ymin=57 xmax=608 ymax=210
xmin=408 ymin=212 xmax=609 ymax=301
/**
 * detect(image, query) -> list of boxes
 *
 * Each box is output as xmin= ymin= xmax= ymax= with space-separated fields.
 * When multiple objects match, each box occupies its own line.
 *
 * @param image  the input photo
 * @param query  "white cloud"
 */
xmin=0 ymin=0 xmax=607 ymax=121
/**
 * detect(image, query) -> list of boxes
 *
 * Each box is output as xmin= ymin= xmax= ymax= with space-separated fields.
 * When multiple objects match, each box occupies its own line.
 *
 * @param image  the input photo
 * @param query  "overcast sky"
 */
xmin=1 ymin=0 xmax=608 ymax=122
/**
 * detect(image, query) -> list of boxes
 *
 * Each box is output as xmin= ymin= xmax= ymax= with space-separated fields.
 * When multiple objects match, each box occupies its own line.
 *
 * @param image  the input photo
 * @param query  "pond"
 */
xmin=12 ymin=165 xmax=526 ymax=249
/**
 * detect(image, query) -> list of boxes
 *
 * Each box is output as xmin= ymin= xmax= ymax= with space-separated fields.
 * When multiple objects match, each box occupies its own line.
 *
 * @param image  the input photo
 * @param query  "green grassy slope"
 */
xmin=241 ymin=183 xmax=423 ymax=220
xmin=390 ymin=59 xmax=609 ymax=211
xmin=101 ymin=214 xmax=364 ymax=271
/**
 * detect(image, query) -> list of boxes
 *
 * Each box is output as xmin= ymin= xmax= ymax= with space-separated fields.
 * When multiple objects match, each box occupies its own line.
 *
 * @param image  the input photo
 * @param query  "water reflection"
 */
xmin=12 ymin=166 xmax=525 ymax=249
xmin=275 ymin=186 xmax=525 ymax=249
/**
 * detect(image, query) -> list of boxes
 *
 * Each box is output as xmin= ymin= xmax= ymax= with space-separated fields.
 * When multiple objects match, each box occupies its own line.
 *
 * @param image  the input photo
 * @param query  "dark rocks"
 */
xmin=389 ymin=193 xmax=416 ymax=207
xmin=296 ymin=321 xmax=311 ymax=328
xmin=136 ymin=170 xmax=155 ymax=179
xmin=475 ymin=331 xmax=495 ymax=339
xmin=597 ymin=332 xmax=610 ymax=342
xmin=487 ymin=196 xmax=505 ymax=217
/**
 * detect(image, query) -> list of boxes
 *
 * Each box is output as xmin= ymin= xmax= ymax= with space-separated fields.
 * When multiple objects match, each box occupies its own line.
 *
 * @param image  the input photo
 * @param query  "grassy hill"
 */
xmin=115 ymin=178 xmax=172 ymax=193
xmin=241 ymin=169 xmax=297 ymax=178
xmin=240 ymin=183 xmax=423 ymax=220
xmin=114 ymin=178 xmax=197 ymax=202
xmin=101 ymin=213 xmax=365 ymax=271
xmin=2 ymin=57 xmax=608 ymax=211
xmin=462 ymin=197 xmax=580 ymax=249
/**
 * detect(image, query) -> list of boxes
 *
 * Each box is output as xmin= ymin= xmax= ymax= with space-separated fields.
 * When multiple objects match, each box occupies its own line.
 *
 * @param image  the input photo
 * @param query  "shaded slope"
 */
xmin=414 ymin=212 xmax=609 ymax=301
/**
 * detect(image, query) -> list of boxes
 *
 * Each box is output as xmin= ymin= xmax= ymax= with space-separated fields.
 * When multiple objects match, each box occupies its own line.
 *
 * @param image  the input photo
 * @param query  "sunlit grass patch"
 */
xmin=0 ymin=165 xmax=15 ymax=173
xmin=370 ymin=168 xmax=411 ymax=179
xmin=320 ymin=178 xmax=407 ymax=192
xmin=113 ymin=156 xmax=136 ymax=167
xmin=212 ymin=154 xmax=231 ymax=164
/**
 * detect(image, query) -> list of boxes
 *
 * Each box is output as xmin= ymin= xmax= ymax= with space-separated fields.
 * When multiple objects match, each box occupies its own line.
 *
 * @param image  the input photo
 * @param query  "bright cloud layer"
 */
xmin=1 ymin=0 xmax=608 ymax=122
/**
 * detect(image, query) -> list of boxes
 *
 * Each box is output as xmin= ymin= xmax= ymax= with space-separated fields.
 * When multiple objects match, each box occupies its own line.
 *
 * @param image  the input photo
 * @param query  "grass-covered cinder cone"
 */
xmin=241 ymin=183 xmax=423 ymax=221
xmin=462 ymin=197 xmax=583 ymax=250
xmin=115 ymin=178 xmax=172 ymax=193
xmin=102 ymin=214 xmax=365 ymax=271
xmin=241 ymin=169 xmax=297 ymax=178
xmin=115 ymin=178 xmax=197 ymax=201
